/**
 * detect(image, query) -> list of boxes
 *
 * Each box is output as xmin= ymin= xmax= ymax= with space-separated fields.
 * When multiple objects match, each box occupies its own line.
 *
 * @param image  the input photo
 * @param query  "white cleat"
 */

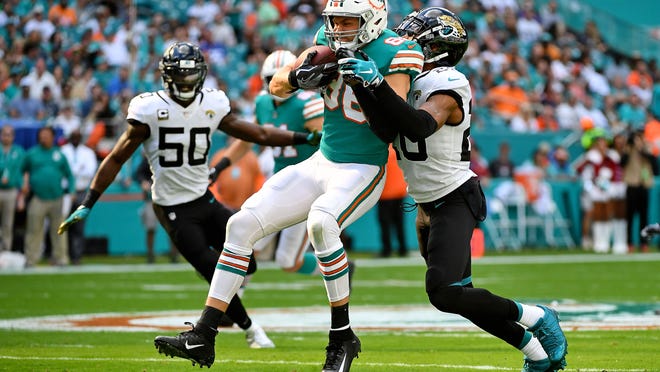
xmin=246 ymin=323 xmax=275 ymax=349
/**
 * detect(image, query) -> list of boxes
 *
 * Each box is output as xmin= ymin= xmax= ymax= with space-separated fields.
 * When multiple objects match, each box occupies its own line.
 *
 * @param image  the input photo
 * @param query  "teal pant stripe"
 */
xmin=322 ymin=268 xmax=349 ymax=281
xmin=318 ymin=247 xmax=345 ymax=263
xmin=216 ymin=263 xmax=247 ymax=277
xmin=449 ymin=276 xmax=472 ymax=287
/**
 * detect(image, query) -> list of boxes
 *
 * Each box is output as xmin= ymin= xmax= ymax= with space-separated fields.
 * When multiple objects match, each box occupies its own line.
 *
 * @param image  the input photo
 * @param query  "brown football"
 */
xmin=294 ymin=45 xmax=337 ymax=67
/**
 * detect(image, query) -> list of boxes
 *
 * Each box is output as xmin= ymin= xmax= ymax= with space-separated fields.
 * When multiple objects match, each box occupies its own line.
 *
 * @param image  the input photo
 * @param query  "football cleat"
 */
xmin=529 ymin=306 xmax=568 ymax=370
xmin=245 ymin=323 xmax=275 ymax=349
xmin=322 ymin=334 xmax=361 ymax=372
xmin=521 ymin=357 xmax=552 ymax=372
xmin=154 ymin=322 xmax=216 ymax=368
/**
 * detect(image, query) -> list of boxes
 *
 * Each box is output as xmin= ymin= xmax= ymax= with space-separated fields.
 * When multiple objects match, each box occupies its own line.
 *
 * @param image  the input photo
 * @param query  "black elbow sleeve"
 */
xmin=371 ymin=82 xmax=438 ymax=141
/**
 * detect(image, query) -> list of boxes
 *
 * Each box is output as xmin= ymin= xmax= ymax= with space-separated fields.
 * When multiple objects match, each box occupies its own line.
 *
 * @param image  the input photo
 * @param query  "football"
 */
xmin=294 ymin=45 xmax=337 ymax=67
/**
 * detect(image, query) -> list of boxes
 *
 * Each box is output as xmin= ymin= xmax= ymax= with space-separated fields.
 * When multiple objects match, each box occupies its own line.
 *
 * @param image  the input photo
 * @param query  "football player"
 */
xmin=152 ymin=1 xmax=424 ymax=370
xmin=212 ymin=50 xmax=325 ymax=276
xmin=57 ymin=42 xmax=320 ymax=351
xmin=337 ymin=7 xmax=568 ymax=372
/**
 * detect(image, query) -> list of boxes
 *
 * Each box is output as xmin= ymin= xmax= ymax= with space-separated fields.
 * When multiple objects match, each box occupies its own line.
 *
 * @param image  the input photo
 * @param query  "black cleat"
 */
xmin=154 ymin=322 xmax=216 ymax=368
xmin=322 ymin=334 xmax=361 ymax=372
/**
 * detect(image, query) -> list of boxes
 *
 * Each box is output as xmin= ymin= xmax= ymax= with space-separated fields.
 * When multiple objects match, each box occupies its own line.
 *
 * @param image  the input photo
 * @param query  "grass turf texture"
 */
xmin=0 ymin=253 xmax=658 ymax=371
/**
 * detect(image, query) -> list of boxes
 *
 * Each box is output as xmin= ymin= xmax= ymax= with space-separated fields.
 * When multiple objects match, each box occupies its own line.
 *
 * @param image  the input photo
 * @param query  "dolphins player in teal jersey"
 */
xmin=212 ymin=50 xmax=325 ymax=276
xmin=153 ymin=0 xmax=423 ymax=371
xmin=338 ymin=7 xmax=568 ymax=372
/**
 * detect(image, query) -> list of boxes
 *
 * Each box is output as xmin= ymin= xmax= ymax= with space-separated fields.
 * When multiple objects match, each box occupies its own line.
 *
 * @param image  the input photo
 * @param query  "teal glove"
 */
xmin=307 ymin=130 xmax=322 ymax=146
xmin=58 ymin=205 xmax=90 ymax=235
xmin=337 ymin=48 xmax=383 ymax=88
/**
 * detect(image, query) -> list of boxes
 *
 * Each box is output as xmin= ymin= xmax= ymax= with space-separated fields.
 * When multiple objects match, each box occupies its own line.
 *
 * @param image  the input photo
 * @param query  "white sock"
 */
xmin=521 ymin=335 xmax=549 ymax=361
xmin=518 ymin=304 xmax=545 ymax=327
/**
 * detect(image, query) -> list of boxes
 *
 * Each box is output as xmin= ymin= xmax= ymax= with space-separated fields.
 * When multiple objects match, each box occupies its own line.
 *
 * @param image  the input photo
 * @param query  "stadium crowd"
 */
xmin=1 ymin=0 xmax=660 ymax=261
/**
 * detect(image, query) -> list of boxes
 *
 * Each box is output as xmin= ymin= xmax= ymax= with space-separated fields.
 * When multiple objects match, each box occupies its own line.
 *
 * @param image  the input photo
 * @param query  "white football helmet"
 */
xmin=322 ymin=0 xmax=387 ymax=50
xmin=261 ymin=50 xmax=296 ymax=102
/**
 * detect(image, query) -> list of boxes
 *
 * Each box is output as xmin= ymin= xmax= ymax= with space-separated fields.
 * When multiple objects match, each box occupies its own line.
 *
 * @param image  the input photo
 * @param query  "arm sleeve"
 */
xmin=354 ymin=81 xmax=437 ymax=142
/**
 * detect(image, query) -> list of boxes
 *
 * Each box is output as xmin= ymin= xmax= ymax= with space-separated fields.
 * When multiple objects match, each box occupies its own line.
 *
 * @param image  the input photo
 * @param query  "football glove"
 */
xmin=209 ymin=157 xmax=231 ymax=184
xmin=57 ymin=205 xmax=90 ymax=235
xmin=288 ymin=52 xmax=339 ymax=90
xmin=306 ymin=130 xmax=322 ymax=146
xmin=336 ymin=48 xmax=383 ymax=88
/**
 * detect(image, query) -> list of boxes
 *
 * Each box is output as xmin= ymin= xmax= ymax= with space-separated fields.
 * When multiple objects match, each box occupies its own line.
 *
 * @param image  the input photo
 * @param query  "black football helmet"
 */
xmin=394 ymin=7 xmax=468 ymax=67
xmin=159 ymin=42 xmax=207 ymax=102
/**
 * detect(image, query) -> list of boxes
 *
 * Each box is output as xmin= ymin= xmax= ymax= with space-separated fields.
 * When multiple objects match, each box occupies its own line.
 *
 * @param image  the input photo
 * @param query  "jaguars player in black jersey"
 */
xmin=337 ymin=7 xmax=568 ymax=372
xmin=58 ymin=42 xmax=320 ymax=350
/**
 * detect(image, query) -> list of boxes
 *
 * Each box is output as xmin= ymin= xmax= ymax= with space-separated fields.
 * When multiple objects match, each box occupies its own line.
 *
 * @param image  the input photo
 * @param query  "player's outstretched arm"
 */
xmin=58 ymin=122 xmax=148 ymax=234
xmin=219 ymin=113 xmax=319 ymax=147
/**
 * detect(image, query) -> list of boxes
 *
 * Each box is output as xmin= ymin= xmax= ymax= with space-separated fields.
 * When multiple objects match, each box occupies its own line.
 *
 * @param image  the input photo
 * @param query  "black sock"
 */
xmin=329 ymin=304 xmax=352 ymax=341
xmin=196 ymin=306 xmax=223 ymax=340
xmin=226 ymin=295 xmax=252 ymax=330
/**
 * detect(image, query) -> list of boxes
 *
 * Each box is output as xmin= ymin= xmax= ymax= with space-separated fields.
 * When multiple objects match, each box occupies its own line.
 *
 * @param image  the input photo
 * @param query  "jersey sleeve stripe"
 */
xmin=389 ymin=51 xmax=424 ymax=73
xmin=303 ymin=98 xmax=324 ymax=119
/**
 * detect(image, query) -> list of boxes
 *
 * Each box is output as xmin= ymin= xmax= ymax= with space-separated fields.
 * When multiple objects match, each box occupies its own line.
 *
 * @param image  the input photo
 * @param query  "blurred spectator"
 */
xmin=556 ymin=92 xmax=582 ymax=130
xmin=536 ymin=104 xmax=560 ymax=131
xmin=577 ymin=95 xmax=608 ymax=129
xmin=617 ymin=94 xmax=647 ymax=130
xmin=187 ymin=0 xmax=221 ymax=26
xmin=627 ymin=58 xmax=653 ymax=89
xmin=39 ymin=86 xmax=59 ymax=119
xmin=510 ymin=102 xmax=538 ymax=132
xmin=516 ymin=4 xmax=542 ymax=46
xmin=0 ymin=125 xmax=25 ymax=251
xmin=469 ymin=141 xmax=490 ymax=185
xmin=514 ymin=145 xmax=554 ymax=216
xmin=48 ymin=0 xmax=78 ymax=26
xmin=53 ymin=103 xmax=83 ymax=138
xmin=21 ymin=127 xmax=74 ymax=267
xmin=488 ymin=141 xmax=515 ymax=178
xmin=539 ymin=0 xmax=563 ymax=30
xmin=644 ymin=113 xmax=660 ymax=156
xmin=106 ymin=66 xmax=132 ymax=98
xmin=377 ymin=146 xmax=407 ymax=258
xmin=547 ymin=145 xmax=576 ymax=180
xmin=8 ymin=78 xmax=45 ymax=120
xmin=486 ymin=69 xmax=530 ymax=121
xmin=23 ymin=5 xmax=55 ymax=42
xmin=60 ymin=129 xmax=98 ymax=264
xmin=621 ymin=131 xmax=657 ymax=252
xmin=25 ymin=58 xmax=61 ymax=101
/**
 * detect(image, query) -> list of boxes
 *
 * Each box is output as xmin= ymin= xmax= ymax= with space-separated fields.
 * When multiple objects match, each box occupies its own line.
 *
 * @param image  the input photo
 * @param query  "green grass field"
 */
xmin=0 ymin=252 xmax=659 ymax=371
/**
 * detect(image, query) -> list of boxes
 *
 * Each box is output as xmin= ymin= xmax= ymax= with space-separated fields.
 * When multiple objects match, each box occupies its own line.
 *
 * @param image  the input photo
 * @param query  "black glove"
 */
xmin=288 ymin=51 xmax=338 ymax=90
xmin=209 ymin=157 xmax=231 ymax=184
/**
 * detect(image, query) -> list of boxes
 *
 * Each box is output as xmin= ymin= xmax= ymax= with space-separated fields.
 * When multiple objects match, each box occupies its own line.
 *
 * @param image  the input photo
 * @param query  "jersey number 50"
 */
xmin=158 ymin=127 xmax=211 ymax=167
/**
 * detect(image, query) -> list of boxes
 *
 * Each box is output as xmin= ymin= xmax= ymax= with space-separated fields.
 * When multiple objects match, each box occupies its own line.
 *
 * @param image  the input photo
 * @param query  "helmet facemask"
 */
xmin=159 ymin=43 xmax=208 ymax=103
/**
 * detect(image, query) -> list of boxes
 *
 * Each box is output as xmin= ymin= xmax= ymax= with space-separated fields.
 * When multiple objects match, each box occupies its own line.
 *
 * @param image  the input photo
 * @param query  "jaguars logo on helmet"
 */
xmin=394 ymin=7 xmax=468 ymax=67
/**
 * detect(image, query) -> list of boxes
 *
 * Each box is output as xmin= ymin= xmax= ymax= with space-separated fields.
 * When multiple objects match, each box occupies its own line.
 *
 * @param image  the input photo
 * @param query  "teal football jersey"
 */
xmin=254 ymin=90 xmax=324 ymax=173
xmin=314 ymin=26 xmax=423 ymax=166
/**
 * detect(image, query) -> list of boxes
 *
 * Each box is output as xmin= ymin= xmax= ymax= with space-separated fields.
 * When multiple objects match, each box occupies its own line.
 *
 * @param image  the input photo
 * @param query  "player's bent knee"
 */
xmin=307 ymin=210 xmax=341 ymax=255
xmin=427 ymin=284 xmax=463 ymax=314
xmin=226 ymin=210 xmax=265 ymax=249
